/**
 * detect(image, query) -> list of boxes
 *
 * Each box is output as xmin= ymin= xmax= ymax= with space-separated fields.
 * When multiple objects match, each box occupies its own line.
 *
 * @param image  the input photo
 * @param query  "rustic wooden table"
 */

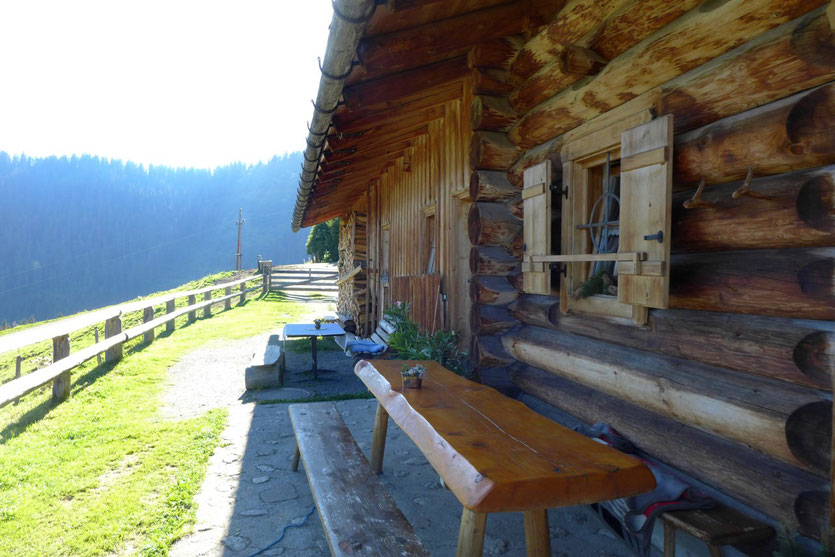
xmin=355 ymin=359 xmax=657 ymax=557
xmin=284 ymin=323 xmax=345 ymax=380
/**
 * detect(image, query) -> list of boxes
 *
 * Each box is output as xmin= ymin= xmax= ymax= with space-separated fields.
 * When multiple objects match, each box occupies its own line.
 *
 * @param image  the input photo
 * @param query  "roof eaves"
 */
xmin=292 ymin=0 xmax=377 ymax=232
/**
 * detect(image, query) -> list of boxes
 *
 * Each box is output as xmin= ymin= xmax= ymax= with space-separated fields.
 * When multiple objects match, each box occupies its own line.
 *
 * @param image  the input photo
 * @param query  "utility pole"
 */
xmin=235 ymin=208 xmax=245 ymax=271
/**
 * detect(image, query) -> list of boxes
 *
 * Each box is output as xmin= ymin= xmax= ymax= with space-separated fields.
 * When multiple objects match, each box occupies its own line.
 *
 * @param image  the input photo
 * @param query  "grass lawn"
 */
xmin=0 ymin=286 xmax=333 ymax=556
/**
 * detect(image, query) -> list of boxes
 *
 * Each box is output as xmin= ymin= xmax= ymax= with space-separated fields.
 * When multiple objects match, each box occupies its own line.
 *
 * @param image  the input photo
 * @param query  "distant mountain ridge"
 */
xmin=0 ymin=151 xmax=307 ymax=323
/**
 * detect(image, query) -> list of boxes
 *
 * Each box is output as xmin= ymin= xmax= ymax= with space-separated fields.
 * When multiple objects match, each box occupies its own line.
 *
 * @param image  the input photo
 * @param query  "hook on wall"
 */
xmin=683 ymin=178 xmax=713 ymax=209
xmin=732 ymin=167 xmax=772 ymax=200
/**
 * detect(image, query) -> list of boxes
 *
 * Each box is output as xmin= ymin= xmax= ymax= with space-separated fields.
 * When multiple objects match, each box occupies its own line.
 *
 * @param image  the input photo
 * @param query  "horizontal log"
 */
xmin=510 ymin=2 xmax=831 ymax=149
xmin=355 ymin=2 xmax=535 ymax=83
xmin=506 ymin=294 xmax=555 ymax=330
xmin=672 ymin=166 xmax=835 ymax=251
xmin=470 ymin=275 xmax=520 ymax=306
xmin=470 ymin=95 xmax=518 ymax=132
xmin=674 ymin=83 xmax=835 ymax=189
xmin=669 ymin=247 xmax=835 ymax=320
xmin=467 ymin=35 xmax=525 ymax=70
xmin=469 ymin=170 xmax=518 ymax=202
xmin=502 ymin=326 xmax=827 ymax=473
xmin=470 ymin=334 xmax=513 ymax=368
xmin=342 ymin=57 xmax=469 ymax=109
xmin=550 ymin=303 xmax=833 ymax=391
xmin=470 ymin=245 xmax=520 ymax=275
xmin=470 ymin=131 xmax=522 ymax=171
xmin=512 ymin=366 xmax=829 ymax=538
xmin=509 ymin=0 xmax=629 ymax=82
xmin=510 ymin=292 xmax=834 ymax=390
xmin=468 ymin=202 xmax=522 ymax=246
xmin=470 ymin=304 xmax=517 ymax=336
xmin=475 ymin=364 xmax=520 ymax=398
xmin=471 ymin=68 xmax=515 ymax=96
xmin=509 ymin=0 xmax=700 ymax=114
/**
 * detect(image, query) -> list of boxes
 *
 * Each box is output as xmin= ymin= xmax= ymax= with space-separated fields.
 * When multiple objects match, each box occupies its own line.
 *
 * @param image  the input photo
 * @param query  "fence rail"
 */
xmin=0 ymin=273 xmax=266 ymax=408
xmin=270 ymin=266 xmax=338 ymax=294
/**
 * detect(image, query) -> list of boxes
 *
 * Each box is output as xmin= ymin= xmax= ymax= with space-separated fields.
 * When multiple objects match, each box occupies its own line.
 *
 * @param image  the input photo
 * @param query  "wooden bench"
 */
xmin=289 ymin=402 xmax=428 ymax=556
xmin=244 ymin=333 xmax=286 ymax=388
xmin=662 ymin=503 xmax=774 ymax=556
xmin=335 ymin=317 xmax=394 ymax=359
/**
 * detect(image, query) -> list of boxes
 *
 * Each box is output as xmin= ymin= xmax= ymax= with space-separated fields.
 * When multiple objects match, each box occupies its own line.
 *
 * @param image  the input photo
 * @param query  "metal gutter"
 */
xmin=292 ymin=0 xmax=377 ymax=232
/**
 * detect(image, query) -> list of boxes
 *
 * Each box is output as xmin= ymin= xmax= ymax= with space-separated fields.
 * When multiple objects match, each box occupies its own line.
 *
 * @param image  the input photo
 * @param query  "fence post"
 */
xmin=188 ymin=295 xmax=196 ymax=323
xmin=143 ymin=306 xmax=155 ymax=343
xmin=14 ymin=355 xmax=21 ymax=405
xmin=52 ymin=334 xmax=71 ymax=402
xmin=225 ymin=286 xmax=232 ymax=310
xmin=105 ymin=315 xmax=123 ymax=363
xmin=166 ymin=300 xmax=175 ymax=333
xmin=94 ymin=328 xmax=102 ymax=364
xmin=240 ymin=282 xmax=246 ymax=304
xmin=203 ymin=291 xmax=212 ymax=318
xmin=262 ymin=263 xmax=272 ymax=294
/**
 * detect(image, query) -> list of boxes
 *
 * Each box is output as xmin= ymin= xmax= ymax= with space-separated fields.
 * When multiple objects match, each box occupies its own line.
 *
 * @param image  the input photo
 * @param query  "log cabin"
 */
xmin=292 ymin=0 xmax=835 ymax=553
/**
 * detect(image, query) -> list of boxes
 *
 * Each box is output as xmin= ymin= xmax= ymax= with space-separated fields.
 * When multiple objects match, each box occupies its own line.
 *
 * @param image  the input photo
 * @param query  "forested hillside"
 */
xmin=0 ymin=151 xmax=307 ymax=323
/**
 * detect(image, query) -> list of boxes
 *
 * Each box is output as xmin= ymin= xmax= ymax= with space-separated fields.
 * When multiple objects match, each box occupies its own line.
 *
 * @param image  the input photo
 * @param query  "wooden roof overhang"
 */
xmin=292 ymin=0 xmax=559 ymax=230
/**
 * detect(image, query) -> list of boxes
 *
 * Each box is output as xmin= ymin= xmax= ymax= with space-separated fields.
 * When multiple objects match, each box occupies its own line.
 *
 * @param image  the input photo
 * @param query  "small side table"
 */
xmin=284 ymin=323 xmax=345 ymax=380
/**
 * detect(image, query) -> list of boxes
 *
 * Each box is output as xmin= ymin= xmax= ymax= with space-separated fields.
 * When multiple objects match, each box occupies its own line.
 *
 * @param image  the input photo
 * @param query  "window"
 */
xmin=421 ymin=203 xmax=436 ymax=274
xmin=522 ymin=114 xmax=673 ymax=325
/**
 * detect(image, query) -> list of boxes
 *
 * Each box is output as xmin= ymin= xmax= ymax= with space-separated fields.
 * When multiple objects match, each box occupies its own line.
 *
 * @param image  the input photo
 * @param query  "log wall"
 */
xmin=481 ymin=0 xmax=835 ymax=543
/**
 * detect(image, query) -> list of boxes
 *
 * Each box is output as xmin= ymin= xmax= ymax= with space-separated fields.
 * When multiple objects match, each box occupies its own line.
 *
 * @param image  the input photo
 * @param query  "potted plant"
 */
xmin=400 ymin=362 xmax=426 ymax=389
xmin=313 ymin=318 xmax=323 ymax=330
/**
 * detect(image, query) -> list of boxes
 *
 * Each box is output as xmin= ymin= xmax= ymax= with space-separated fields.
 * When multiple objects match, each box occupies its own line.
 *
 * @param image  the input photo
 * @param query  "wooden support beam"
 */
xmin=334 ymin=83 xmax=461 ymax=130
xmin=143 ymin=306 xmax=154 ymax=343
xmin=202 ymin=291 xmax=211 ymax=318
xmin=512 ymin=365 xmax=829 ymax=538
xmin=510 ymin=1 xmax=830 ymax=149
xmin=51 ymin=334 xmax=70 ymax=402
xmin=165 ymin=300 xmax=175 ymax=333
xmin=502 ymin=326 xmax=827 ymax=473
xmin=471 ymin=68 xmax=515 ymax=96
xmin=104 ymin=315 xmax=122 ymax=363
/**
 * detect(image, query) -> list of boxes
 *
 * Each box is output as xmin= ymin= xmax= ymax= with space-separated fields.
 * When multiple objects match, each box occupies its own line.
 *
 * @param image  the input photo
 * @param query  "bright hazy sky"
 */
xmin=0 ymin=1 xmax=333 ymax=169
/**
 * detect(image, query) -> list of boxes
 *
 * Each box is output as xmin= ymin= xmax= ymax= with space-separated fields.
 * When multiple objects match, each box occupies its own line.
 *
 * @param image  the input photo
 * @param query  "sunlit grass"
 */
xmin=0 ymin=280 xmax=333 ymax=556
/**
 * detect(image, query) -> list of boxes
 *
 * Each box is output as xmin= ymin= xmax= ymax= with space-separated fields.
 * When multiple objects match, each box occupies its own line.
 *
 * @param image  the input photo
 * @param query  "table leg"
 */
xmin=663 ymin=519 xmax=676 ymax=557
xmin=456 ymin=508 xmax=487 ymax=557
xmin=523 ymin=509 xmax=550 ymax=556
xmin=370 ymin=402 xmax=388 ymax=474
xmin=311 ymin=336 xmax=318 ymax=379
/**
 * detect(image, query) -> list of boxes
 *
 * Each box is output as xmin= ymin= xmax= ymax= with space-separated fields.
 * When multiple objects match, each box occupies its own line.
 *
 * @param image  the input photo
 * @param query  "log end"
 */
xmin=792 ymin=330 xmax=834 ymax=386
xmin=785 ymin=400 xmax=831 ymax=474
xmin=796 ymin=173 xmax=835 ymax=233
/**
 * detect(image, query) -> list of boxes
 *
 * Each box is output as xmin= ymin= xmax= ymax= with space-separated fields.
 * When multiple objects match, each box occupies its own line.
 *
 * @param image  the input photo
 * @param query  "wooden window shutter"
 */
xmin=617 ymin=114 xmax=673 ymax=313
xmin=522 ymin=161 xmax=551 ymax=294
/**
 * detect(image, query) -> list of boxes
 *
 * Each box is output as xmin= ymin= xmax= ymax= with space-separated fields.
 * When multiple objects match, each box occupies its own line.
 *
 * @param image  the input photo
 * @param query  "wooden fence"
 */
xmin=390 ymin=274 xmax=442 ymax=333
xmin=270 ymin=266 xmax=338 ymax=295
xmin=0 ymin=273 xmax=266 ymax=408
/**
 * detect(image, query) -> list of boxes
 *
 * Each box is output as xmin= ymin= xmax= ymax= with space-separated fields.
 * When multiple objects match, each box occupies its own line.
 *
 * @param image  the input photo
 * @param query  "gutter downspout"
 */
xmin=292 ymin=0 xmax=377 ymax=232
